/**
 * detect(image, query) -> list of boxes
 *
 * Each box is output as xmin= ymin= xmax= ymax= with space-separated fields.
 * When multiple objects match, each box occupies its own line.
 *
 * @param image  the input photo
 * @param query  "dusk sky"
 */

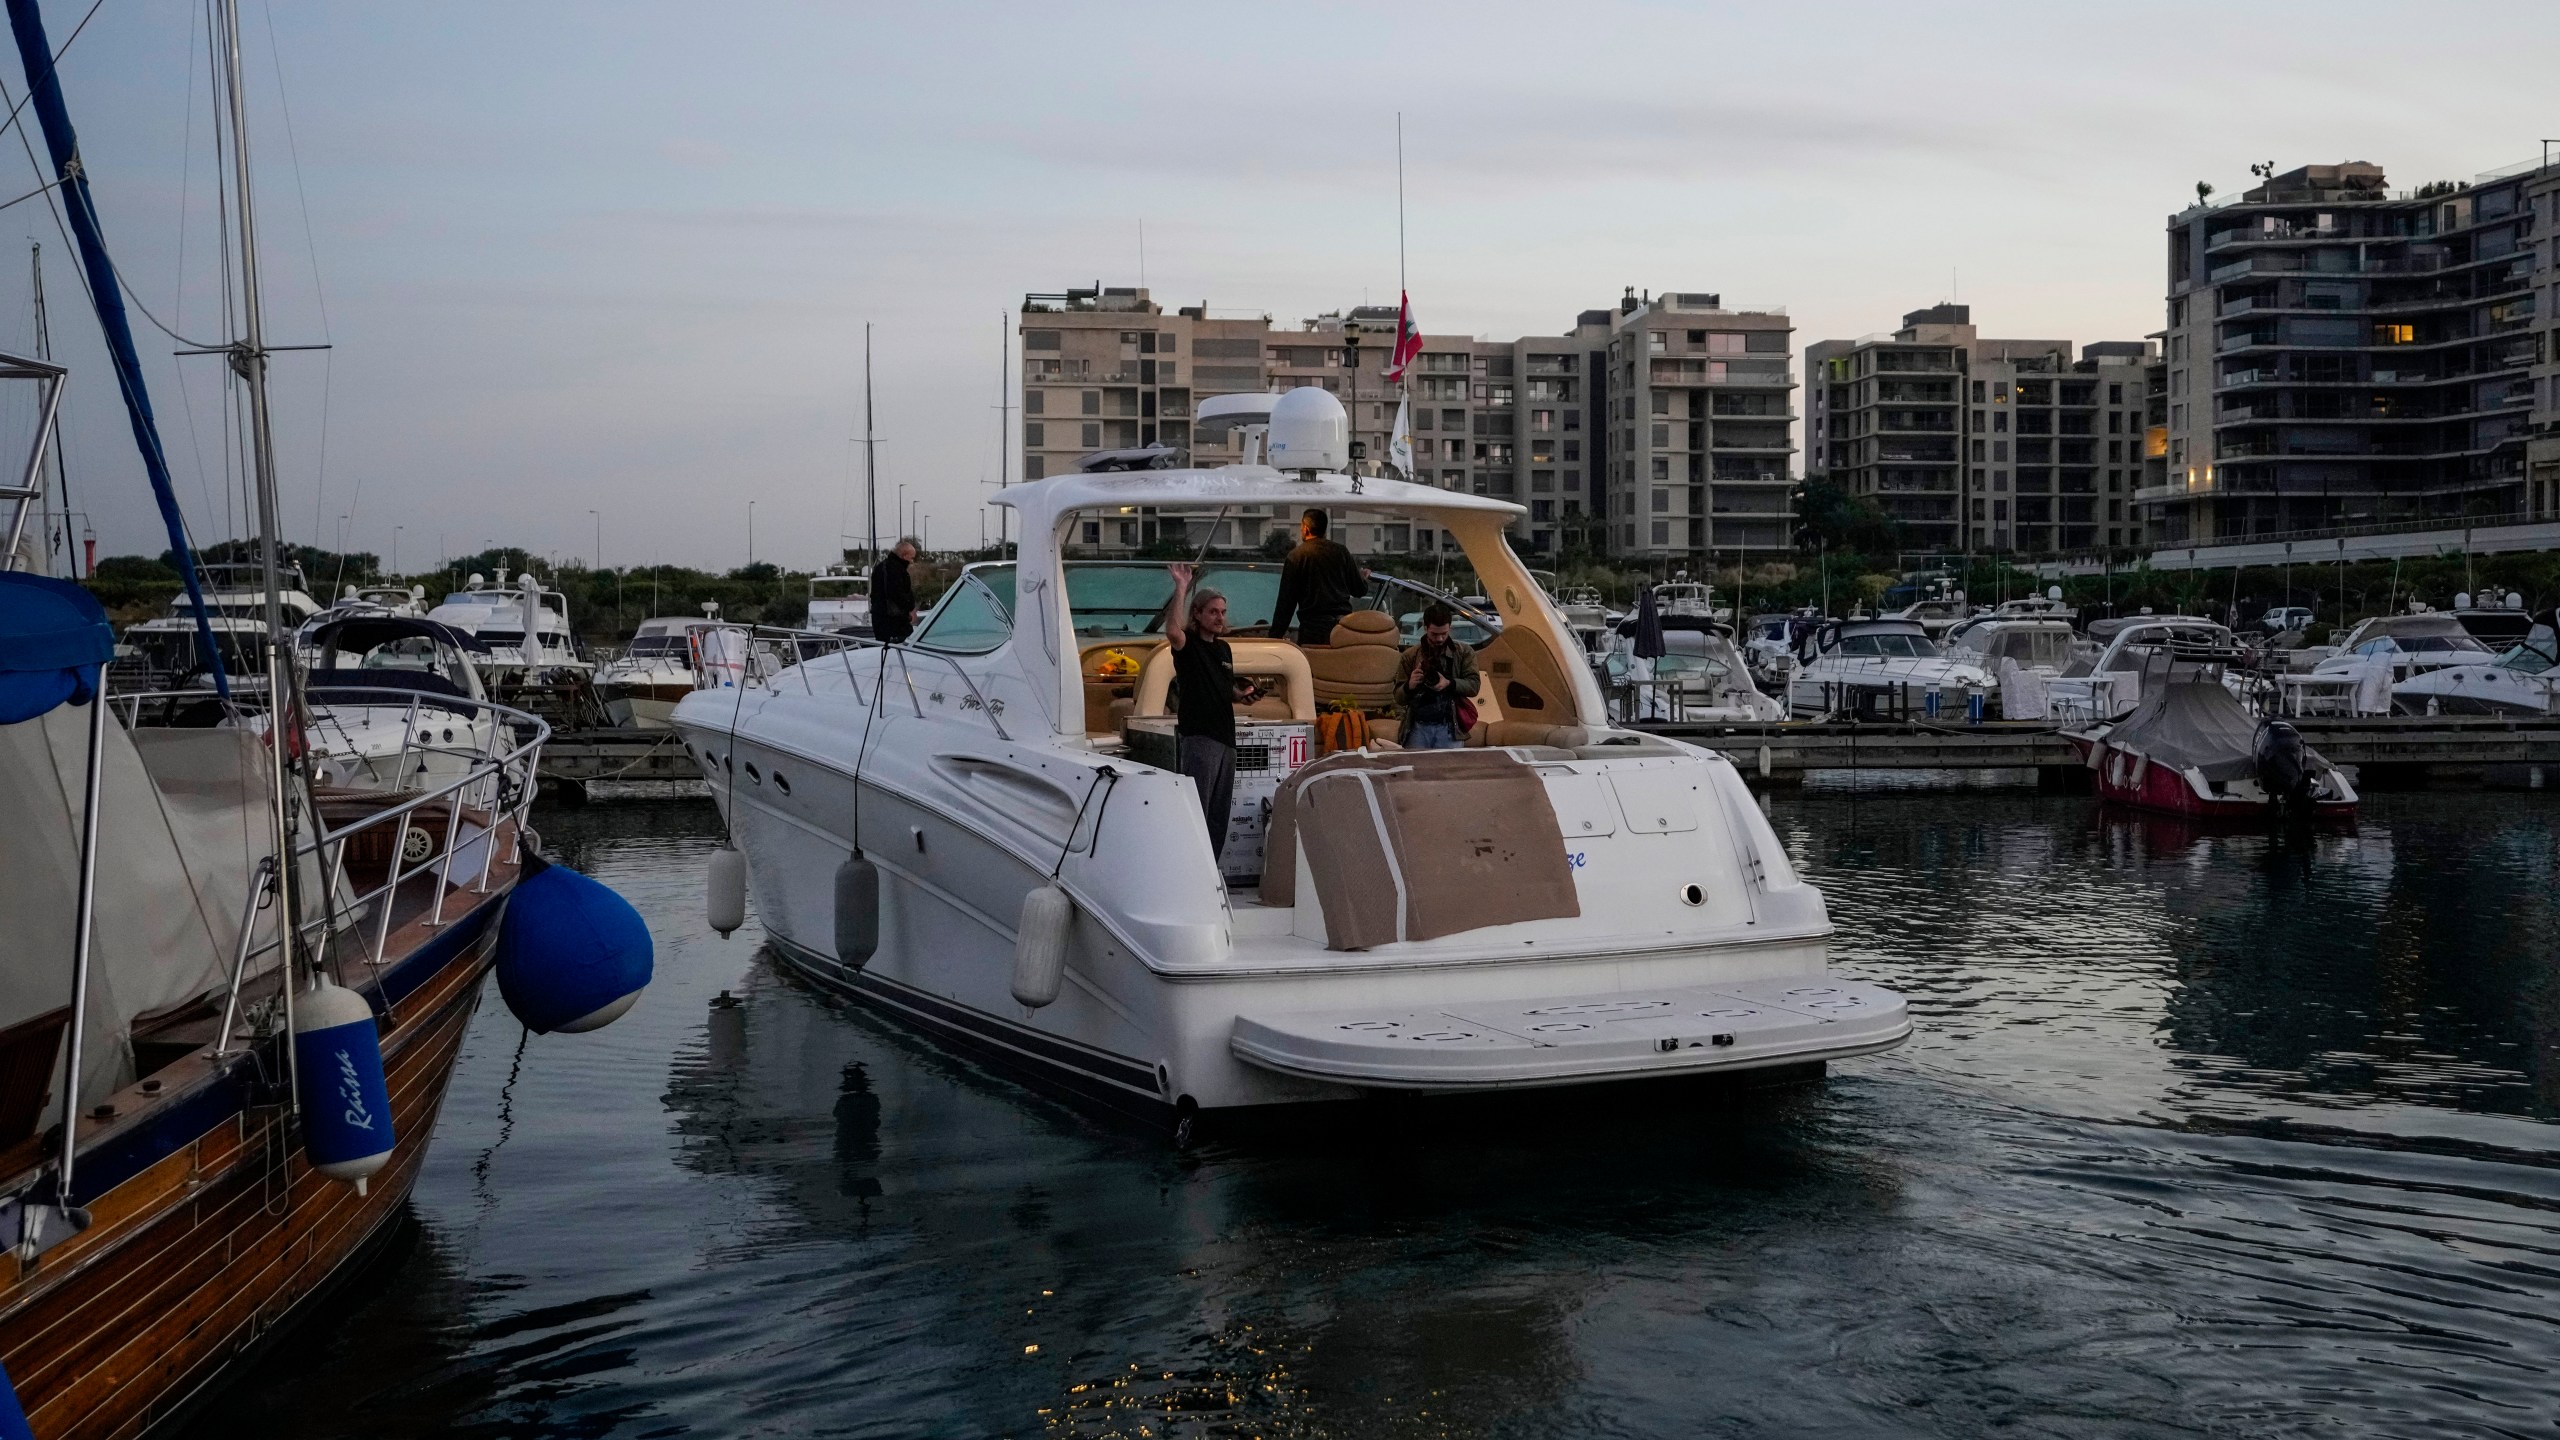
xmin=11 ymin=0 xmax=2556 ymax=575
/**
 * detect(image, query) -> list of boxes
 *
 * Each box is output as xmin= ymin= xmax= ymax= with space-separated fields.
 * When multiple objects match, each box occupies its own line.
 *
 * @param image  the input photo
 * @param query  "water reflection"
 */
xmin=179 ymin=791 xmax=2560 ymax=1438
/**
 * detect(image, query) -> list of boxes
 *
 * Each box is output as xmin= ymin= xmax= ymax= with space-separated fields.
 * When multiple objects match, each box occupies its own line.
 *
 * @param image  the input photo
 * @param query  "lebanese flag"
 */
xmin=1384 ymin=290 xmax=1423 ymax=383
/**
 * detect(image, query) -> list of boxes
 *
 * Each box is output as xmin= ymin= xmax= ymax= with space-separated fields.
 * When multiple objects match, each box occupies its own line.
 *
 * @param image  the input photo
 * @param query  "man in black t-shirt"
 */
xmin=1266 ymin=509 xmax=1366 ymax=646
xmin=1166 ymin=562 xmax=1260 ymax=865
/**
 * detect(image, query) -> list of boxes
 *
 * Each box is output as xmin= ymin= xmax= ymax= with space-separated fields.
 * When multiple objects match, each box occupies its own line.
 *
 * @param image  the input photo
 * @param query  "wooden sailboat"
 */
xmin=0 ymin=1 xmax=645 ymax=1433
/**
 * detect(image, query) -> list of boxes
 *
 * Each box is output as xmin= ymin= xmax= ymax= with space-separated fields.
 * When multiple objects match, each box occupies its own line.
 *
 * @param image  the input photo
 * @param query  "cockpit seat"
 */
xmin=1306 ymin=610 xmax=1402 ymax=711
xmin=1472 ymin=720 xmax=1590 ymax=750
xmin=1132 ymin=639 xmax=1317 ymax=722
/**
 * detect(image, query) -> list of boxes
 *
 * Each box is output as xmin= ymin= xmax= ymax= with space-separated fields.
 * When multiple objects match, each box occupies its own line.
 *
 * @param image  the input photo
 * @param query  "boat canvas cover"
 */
xmin=2104 ymin=678 xmax=2315 ymax=783
xmin=1258 ymin=749 xmax=1580 ymax=951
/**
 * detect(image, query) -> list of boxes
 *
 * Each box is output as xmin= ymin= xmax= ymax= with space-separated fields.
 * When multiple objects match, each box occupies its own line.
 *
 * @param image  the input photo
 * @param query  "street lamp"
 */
xmin=393 ymin=525 xmax=403 ymax=579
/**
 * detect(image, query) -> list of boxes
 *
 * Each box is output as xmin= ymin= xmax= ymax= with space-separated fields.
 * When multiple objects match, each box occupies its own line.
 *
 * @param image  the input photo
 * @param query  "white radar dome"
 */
xmin=1267 ymin=386 xmax=1348 ymax=474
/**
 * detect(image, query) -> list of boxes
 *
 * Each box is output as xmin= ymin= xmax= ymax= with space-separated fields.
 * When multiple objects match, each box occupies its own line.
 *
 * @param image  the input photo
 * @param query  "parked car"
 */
xmin=2259 ymin=605 xmax=2314 ymax=633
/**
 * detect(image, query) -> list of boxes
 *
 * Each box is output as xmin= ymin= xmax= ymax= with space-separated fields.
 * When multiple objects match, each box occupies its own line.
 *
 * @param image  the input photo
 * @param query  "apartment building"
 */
xmin=1806 ymin=305 xmax=2154 ymax=556
xmin=2155 ymin=160 xmax=2546 ymax=545
xmin=1594 ymin=292 xmax=1797 ymax=563
xmin=2529 ymin=164 xmax=2560 ymax=520
xmin=1019 ymin=283 xmax=1786 ymax=563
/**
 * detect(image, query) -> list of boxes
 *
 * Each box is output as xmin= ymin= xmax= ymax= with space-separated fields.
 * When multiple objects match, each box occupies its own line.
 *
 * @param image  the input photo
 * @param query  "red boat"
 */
xmin=2068 ymin=676 xmax=2358 ymax=821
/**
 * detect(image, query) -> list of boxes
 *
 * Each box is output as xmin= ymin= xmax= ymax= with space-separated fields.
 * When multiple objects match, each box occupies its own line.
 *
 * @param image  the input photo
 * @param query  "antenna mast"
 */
xmin=996 ymin=314 xmax=1011 ymax=557
xmin=863 ymin=323 xmax=878 ymax=560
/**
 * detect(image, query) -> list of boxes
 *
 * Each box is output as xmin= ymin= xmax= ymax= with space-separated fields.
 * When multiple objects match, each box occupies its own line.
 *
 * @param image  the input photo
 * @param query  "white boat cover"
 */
xmin=1 ymin=710 xmax=282 ymax=1116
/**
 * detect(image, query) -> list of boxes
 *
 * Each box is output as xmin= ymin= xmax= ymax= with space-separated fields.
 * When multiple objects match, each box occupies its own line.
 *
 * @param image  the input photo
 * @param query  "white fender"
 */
xmin=1011 ymin=884 xmax=1073 ymax=1008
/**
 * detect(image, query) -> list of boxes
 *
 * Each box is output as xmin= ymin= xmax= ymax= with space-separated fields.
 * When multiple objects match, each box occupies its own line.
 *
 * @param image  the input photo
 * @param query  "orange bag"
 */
xmin=1316 ymin=707 xmax=1364 ymax=754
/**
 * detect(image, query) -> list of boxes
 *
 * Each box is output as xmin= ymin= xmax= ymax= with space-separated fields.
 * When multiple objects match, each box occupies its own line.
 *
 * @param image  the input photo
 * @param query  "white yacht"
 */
xmin=1785 ymin=617 xmax=1993 ymax=719
xmin=424 ymin=570 xmax=591 ymax=684
xmin=297 ymin=613 xmax=505 ymax=802
xmin=596 ymin=612 xmax=724 ymax=729
xmin=1599 ymin=617 xmax=1784 ymax=722
xmin=673 ymin=388 xmax=1906 ymax=1125
xmin=806 ymin=565 xmax=873 ymax=635
xmin=2311 ymin=612 xmax=2497 ymax=686
xmin=2388 ymin=616 xmax=2558 ymax=717
xmin=2047 ymin=615 xmax=2236 ymax=724
xmin=1652 ymin=578 xmax=1728 ymax=624
xmin=122 ymin=561 xmax=320 ymax=688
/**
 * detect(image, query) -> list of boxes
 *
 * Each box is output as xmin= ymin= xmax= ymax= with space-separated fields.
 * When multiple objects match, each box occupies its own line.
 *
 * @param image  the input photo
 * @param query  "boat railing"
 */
xmin=706 ymin=623 xmax=1014 ymax=742
xmin=108 ymin=686 xmax=549 ymax=1006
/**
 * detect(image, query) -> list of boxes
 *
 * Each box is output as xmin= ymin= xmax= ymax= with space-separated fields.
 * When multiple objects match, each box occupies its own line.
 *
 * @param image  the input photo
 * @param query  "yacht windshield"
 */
xmin=1838 ymin=631 xmax=1938 ymax=658
xmin=970 ymin=563 xmax=1284 ymax=638
xmin=626 ymin=635 xmax=689 ymax=657
xmin=2495 ymin=627 xmax=2558 ymax=673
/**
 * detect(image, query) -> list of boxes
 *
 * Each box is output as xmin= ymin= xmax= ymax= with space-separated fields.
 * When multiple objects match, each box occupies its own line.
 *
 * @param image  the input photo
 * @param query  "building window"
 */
xmin=1024 ymin=456 xmax=1046 ymax=480
xmin=1532 ymin=499 xmax=1554 ymax=521
xmin=1647 ymin=332 xmax=1666 ymax=353
xmin=1081 ymin=423 xmax=1100 ymax=448
xmin=1564 ymin=440 xmax=1580 ymax=461
xmin=1532 ymin=470 xmax=1555 ymax=491
xmin=1652 ymin=424 xmax=1671 ymax=447
xmin=1025 ymin=422 xmax=1044 ymax=448
xmin=1564 ymin=470 xmax=1580 ymax=489
xmin=1159 ymin=334 xmax=1176 ymax=354
xmin=2108 ymin=383 xmax=2122 ymax=405
xmin=1532 ymin=409 xmax=1555 ymax=431
xmin=1651 ymin=488 xmax=1671 ymax=512
xmin=1081 ymin=391 xmax=1100 ymax=416
xmin=1994 ymin=471 xmax=2008 ymax=492
xmin=1971 ymin=380 xmax=1985 ymax=402
xmin=1651 ymin=458 xmax=1670 ymax=481
xmin=1993 ymin=412 xmax=2009 ymax=433
xmin=1024 ymin=391 xmax=1045 ymax=416
xmin=1651 ymin=520 xmax=1670 ymax=545
xmin=1081 ymin=521 xmax=1100 ymax=544
xmin=1993 ymin=441 xmax=2008 ymax=462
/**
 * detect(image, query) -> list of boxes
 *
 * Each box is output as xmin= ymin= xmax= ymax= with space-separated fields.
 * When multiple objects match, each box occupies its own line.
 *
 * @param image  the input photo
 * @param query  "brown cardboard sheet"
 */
xmin=1259 ymin=749 xmax=1579 ymax=950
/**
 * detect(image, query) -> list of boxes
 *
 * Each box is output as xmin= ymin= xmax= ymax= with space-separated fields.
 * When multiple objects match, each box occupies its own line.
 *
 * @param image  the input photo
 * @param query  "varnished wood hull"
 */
xmin=0 ymin=877 xmax=510 ymax=1439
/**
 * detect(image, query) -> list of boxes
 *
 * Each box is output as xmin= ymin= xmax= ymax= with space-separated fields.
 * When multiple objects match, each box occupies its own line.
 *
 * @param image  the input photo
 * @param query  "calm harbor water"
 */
xmin=185 ymin=788 xmax=2560 ymax=1439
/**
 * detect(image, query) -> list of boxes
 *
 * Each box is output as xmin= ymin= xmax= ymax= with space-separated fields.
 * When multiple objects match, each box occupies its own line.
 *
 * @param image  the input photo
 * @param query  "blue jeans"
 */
xmin=1406 ymin=720 xmax=1462 ymax=750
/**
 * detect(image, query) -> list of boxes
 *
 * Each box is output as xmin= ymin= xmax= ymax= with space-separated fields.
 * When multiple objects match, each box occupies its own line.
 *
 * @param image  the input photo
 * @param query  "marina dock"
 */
xmin=1656 ymin=715 xmax=2560 ymax=787
xmin=537 ymin=728 xmax=697 ymax=797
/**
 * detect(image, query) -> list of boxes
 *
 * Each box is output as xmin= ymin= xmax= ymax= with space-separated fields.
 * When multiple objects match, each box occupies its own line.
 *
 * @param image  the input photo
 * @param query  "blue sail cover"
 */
xmin=0 ymin=569 xmax=112 ymax=722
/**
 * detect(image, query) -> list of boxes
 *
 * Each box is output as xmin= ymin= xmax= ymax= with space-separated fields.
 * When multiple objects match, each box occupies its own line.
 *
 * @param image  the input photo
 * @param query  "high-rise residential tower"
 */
xmin=2153 ymin=161 xmax=2546 ymax=544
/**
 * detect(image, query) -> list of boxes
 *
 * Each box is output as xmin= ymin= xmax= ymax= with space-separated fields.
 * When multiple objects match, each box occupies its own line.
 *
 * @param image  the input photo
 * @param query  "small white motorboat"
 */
xmin=1785 ymin=617 xmax=1992 ymax=719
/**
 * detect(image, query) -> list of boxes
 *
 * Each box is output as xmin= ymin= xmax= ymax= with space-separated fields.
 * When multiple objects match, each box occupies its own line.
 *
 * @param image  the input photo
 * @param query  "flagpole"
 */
xmin=1396 ymin=112 xmax=1406 ymax=299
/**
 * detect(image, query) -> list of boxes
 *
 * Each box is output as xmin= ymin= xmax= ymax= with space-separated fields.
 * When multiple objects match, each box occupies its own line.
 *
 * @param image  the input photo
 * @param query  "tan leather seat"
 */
xmin=1306 ymin=610 xmax=1402 ymax=711
xmin=1475 ymin=720 xmax=1591 ymax=750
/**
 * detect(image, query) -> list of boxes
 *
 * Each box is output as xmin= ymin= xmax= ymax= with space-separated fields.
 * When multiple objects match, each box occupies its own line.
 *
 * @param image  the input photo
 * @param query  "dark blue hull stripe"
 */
xmin=43 ymin=898 xmax=499 ymax=1208
xmin=767 ymin=938 xmax=1161 ymax=1097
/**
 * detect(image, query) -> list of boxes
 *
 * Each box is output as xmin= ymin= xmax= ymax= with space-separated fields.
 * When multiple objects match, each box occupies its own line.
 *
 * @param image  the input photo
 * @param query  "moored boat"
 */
xmin=2069 ymin=651 xmax=2357 ymax=822
xmin=675 ymin=387 xmax=1908 ymax=1129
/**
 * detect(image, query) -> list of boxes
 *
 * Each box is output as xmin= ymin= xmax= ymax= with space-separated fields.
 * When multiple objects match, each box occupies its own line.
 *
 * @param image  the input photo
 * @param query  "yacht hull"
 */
xmin=700 ymin=720 xmax=1860 ymax=1114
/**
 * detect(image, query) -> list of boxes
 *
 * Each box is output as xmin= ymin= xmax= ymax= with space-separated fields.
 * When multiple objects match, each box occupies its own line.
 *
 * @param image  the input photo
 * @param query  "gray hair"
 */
xmin=896 ymin=536 xmax=922 ymax=552
xmin=1188 ymin=585 xmax=1226 ymax=621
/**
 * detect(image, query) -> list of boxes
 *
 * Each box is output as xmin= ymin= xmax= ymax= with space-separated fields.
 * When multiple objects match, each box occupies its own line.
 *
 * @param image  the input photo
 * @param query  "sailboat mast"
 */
xmin=863 ymin=323 xmax=878 ymax=560
xmin=216 ymin=0 xmax=306 ymax=996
